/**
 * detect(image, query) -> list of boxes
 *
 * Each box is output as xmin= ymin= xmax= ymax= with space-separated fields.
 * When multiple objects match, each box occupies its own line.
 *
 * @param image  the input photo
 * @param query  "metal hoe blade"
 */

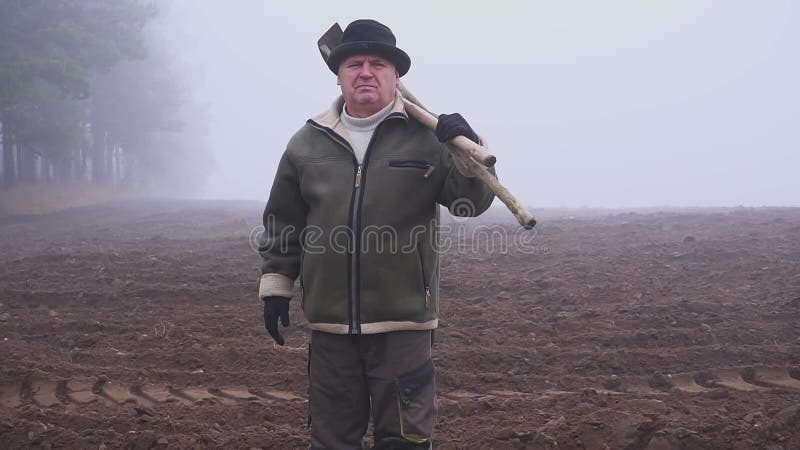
xmin=317 ymin=23 xmax=343 ymax=62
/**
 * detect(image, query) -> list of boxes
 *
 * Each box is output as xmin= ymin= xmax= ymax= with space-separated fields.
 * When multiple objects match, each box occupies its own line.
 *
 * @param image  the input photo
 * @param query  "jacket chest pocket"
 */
xmin=388 ymin=160 xmax=435 ymax=179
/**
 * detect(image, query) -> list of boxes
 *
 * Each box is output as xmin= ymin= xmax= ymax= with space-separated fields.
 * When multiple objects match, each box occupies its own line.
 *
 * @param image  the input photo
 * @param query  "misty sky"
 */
xmin=164 ymin=0 xmax=799 ymax=208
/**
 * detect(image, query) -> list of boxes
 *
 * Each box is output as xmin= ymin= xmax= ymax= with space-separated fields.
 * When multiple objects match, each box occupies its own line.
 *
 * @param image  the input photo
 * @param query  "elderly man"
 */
xmin=258 ymin=19 xmax=496 ymax=449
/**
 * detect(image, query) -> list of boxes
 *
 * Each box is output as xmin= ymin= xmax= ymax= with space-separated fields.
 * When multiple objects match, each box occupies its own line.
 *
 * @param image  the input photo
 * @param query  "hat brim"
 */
xmin=327 ymin=41 xmax=411 ymax=77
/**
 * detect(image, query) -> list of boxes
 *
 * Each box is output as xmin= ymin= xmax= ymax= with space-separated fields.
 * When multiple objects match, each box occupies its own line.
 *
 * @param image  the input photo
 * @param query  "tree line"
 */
xmin=0 ymin=0 xmax=210 ymax=192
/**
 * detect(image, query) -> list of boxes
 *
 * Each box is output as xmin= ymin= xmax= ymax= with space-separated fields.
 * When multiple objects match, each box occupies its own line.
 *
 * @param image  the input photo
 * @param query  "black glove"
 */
xmin=435 ymin=113 xmax=479 ymax=144
xmin=263 ymin=296 xmax=290 ymax=345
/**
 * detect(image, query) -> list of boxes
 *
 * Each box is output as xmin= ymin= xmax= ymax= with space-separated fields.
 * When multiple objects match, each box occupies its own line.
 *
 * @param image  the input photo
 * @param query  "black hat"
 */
xmin=327 ymin=19 xmax=411 ymax=77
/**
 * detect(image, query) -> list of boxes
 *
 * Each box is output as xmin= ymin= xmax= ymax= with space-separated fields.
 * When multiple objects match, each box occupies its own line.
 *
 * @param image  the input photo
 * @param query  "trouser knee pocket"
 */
xmin=395 ymin=359 xmax=436 ymax=445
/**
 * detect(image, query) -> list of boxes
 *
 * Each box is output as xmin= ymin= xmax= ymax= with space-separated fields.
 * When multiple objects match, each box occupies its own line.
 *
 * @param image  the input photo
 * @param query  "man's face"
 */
xmin=337 ymin=54 xmax=399 ymax=117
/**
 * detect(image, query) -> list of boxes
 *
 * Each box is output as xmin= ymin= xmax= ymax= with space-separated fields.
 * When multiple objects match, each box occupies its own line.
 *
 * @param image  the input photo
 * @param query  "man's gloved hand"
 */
xmin=263 ymin=296 xmax=290 ymax=345
xmin=435 ymin=113 xmax=479 ymax=144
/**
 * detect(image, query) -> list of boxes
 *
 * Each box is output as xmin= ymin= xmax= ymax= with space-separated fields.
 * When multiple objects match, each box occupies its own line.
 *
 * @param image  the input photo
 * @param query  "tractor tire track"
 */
xmin=1 ymin=365 xmax=797 ymax=411
xmin=0 ymin=376 xmax=306 ymax=410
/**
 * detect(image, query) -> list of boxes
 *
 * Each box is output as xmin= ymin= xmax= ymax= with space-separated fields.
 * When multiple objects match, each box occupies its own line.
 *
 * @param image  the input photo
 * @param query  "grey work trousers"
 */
xmin=309 ymin=330 xmax=436 ymax=450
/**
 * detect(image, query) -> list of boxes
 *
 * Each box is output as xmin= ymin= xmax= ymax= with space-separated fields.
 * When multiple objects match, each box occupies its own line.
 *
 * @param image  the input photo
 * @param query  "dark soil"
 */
xmin=1 ymin=199 xmax=799 ymax=449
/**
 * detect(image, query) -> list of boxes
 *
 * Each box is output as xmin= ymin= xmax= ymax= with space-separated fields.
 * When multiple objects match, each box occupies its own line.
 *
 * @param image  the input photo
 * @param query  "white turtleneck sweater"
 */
xmin=340 ymin=100 xmax=395 ymax=164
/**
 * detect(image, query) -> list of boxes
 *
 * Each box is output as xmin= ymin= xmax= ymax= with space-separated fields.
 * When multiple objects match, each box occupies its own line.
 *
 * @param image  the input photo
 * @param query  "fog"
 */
xmin=164 ymin=0 xmax=799 ymax=208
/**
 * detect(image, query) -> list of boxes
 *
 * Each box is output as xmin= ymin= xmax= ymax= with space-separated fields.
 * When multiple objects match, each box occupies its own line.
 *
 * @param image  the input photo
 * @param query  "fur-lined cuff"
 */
xmin=258 ymin=273 xmax=295 ymax=300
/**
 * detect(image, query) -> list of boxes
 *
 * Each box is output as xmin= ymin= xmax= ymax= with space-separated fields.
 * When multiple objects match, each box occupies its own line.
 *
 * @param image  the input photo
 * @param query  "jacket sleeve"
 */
xmin=436 ymin=142 xmax=497 ymax=217
xmin=258 ymin=151 xmax=308 ymax=300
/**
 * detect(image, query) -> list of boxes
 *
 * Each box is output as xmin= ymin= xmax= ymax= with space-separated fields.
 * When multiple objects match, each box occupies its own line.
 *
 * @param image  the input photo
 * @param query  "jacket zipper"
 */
xmin=388 ymin=160 xmax=435 ymax=178
xmin=349 ymin=162 xmax=362 ymax=332
xmin=416 ymin=244 xmax=431 ymax=309
xmin=354 ymin=164 xmax=362 ymax=187
xmin=307 ymin=113 xmax=405 ymax=334
xmin=349 ymin=123 xmax=386 ymax=333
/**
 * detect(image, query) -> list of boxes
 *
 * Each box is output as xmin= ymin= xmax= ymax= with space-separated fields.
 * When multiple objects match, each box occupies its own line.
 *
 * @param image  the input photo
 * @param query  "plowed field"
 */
xmin=1 ymin=200 xmax=798 ymax=449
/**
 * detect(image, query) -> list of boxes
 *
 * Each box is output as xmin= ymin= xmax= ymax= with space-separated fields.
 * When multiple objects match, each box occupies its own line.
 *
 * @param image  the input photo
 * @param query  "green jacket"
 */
xmin=258 ymin=94 xmax=496 ymax=334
